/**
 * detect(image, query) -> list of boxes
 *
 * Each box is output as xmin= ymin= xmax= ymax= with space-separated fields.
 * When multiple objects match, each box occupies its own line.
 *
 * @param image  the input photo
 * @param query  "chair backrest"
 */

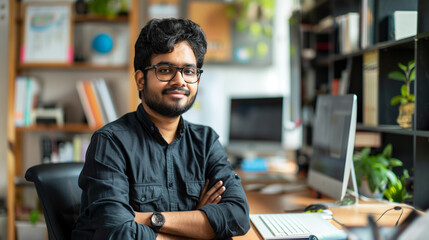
xmin=25 ymin=162 xmax=84 ymax=240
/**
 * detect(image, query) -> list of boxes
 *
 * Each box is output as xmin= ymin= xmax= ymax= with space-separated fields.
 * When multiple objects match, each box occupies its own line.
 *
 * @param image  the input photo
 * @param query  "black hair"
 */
xmin=134 ymin=18 xmax=207 ymax=73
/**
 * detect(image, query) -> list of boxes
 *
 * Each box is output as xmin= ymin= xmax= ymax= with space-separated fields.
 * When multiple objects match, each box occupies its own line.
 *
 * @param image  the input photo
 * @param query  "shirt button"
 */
xmin=141 ymin=197 xmax=146 ymax=201
xmin=168 ymin=182 xmax=173 ymax=188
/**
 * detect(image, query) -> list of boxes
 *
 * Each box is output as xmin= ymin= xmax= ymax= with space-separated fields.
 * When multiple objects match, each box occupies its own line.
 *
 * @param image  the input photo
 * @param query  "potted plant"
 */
xmin=353 ymin=144 xmax=403 ymax=199
xmin=388 ymin=60 xmax=415 ymax=128
xmin=384 ymin=169 xmax=413 ymax=203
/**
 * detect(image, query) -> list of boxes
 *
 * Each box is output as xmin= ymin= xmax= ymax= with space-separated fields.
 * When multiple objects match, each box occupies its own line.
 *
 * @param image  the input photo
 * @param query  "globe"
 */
xmin=92 ymin=33 xmax=114 ymax=54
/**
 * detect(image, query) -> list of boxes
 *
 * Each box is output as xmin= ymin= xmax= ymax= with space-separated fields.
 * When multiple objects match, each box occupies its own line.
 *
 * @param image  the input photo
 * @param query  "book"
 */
xmin=336 ymin=12 xmax=360 ymax=54
xmin=93 ymin=78 xmax=118 ymax=123
xmin=338 ymin=58 xmax=352 ymax=95
xmin=388 ymin=11 xmax=417 ymax=41
xmin=14 ymin=76 xmax=27 ymax=127
xmin=83 ymin=81 xmax=104 ymax=128
xmin=24 ymin=77 xmax=40 ymax=126
xmin=331 ymin=78 xmax=340 ymax=95
xmin=76 ymin=81 xmax=96 ymax=128
xmin=363 ymin=50 xmax=379 ymax=126
xmin=361 ymin=0 xmax=376 ymax=48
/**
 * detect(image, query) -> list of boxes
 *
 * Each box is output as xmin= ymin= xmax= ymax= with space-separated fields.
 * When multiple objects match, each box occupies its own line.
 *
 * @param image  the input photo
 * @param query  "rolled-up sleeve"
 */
xmin=73 ymin=132 xmax=157 ymax=240
xmin=198 ymin=140 xmax=250 ymax=239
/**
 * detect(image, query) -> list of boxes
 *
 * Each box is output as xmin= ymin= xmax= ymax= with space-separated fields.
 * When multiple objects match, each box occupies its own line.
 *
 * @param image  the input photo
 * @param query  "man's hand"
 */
xmin=197 ymin=180 xmax=226 ymax=209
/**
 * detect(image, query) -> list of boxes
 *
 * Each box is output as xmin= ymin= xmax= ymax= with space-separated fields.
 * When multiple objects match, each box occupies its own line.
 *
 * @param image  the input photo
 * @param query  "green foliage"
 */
xmin=226 ymin=0 xmax=275 ymax=36
xmin=384 ymin=169 xmax=413 ymax=203
xmin=87 ymin=0 xmax=128 ymax=18
xmin=389 ymin=60 xmax=415 ymax=106
xmin=353 ymin=144 xmax=403 ymax=194
xmin=29 ymin=209 xmax=40 ymax=225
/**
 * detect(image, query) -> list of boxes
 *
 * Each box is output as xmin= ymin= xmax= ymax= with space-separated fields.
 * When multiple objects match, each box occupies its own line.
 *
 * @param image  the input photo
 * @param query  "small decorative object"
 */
xmin=75 ymin=0 xmax=88 ymax=15
xmin=92 ymin=33 xmax=114 ymax=54
xmin=353 ymin=144 xmax=403 ymax=199
xmin=388 ymin=60 xmax=415 ymax=128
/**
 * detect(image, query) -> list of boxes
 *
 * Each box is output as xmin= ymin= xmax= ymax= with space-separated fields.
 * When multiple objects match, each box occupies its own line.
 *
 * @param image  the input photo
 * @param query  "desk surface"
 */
xmin=233 ymin=175 xmax=416 ymax=240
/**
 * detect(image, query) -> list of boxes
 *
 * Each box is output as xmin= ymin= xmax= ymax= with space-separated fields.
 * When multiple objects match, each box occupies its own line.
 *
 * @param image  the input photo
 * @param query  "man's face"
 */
xmin=136 ymin=41 xmax=199 ymax=118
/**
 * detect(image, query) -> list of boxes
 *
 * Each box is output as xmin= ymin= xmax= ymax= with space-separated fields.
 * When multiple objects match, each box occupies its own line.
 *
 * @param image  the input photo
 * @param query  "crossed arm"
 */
xmin=134 ymin=180 xmax=226 ymax=240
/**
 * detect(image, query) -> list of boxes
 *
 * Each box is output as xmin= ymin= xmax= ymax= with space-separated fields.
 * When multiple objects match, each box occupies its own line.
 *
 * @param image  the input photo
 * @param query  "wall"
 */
xmin=0 ymin=0 xmax=9 ymax=238
xmin=0 ymin=0 xmax=9 ymax=200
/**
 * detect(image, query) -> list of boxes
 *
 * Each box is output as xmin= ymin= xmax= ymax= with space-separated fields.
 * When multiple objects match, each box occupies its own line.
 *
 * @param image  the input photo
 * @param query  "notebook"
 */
xmin=250 ymin=213 xmax=347 ymax=240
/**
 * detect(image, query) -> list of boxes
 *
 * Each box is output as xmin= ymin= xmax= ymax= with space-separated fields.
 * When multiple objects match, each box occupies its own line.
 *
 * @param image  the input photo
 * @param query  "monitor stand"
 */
xmin=315 ymin=161 xmax=360 ymax=208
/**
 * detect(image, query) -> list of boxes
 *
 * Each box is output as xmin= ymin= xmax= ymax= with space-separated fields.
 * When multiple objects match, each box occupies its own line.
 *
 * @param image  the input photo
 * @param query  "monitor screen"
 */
xmin=307 ymin=94 xmax=357 ymax=202
xmin=227 ymin=97 xmax=284 ymax=154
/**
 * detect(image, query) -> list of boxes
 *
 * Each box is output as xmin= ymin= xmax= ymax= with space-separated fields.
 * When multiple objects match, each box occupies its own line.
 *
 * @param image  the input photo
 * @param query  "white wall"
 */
xmin=0 ymin=0 xmax=9 ymax=200
xmin=0 ymin=0 xmax=10 ymax=238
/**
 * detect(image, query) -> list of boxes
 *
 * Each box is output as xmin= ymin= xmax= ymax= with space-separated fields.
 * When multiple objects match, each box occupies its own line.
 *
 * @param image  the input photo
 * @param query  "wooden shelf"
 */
xmin=19 ymin=62 xmax=128 ymax=70
xmin=16 ymin=123 xmax=96 ymax=133
xmin=74 ymin=14 xmax=129 ymax=22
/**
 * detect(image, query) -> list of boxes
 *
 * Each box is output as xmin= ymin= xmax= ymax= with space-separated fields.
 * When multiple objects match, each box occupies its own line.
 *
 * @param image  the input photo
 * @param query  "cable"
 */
xmin=394 ymin=207 xmax=404 ymax=227
xmin=375 ymin=206 xmax=403 ymax=226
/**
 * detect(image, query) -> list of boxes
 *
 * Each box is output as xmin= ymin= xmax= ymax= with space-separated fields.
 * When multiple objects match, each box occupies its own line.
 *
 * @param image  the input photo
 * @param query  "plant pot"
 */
xmin=15 ymin=221 xmax=47 ymax=240
xmin=397 ymin=102 xmax=414 ymax=129
xmin=359 ymin=178 xmax=386 ymax=200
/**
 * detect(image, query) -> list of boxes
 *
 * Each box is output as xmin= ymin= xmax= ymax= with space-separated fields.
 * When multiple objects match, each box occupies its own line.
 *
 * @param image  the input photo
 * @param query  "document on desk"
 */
xmin=250 ymin=213 xmax=347 ymax=240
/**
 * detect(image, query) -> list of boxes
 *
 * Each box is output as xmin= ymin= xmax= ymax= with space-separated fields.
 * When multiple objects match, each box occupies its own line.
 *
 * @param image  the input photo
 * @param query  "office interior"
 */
xmin=1 ymin=0 xmax=429 ymax=239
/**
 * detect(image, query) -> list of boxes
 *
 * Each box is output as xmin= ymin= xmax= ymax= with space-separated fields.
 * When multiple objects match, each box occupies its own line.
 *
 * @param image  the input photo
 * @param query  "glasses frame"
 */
xmin=143 ymin=64 xmax=203 ymax=84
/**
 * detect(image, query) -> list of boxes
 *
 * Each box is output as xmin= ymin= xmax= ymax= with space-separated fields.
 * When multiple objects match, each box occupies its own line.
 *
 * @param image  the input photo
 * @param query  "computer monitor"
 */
xmin=226 ymin=96 xmax=284 ymax=155
xmin=307 ymin=94 xmax=358 ymax=203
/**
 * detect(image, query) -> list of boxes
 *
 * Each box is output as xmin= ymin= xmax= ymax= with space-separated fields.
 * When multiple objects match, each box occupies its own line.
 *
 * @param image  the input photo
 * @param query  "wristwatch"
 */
xmin=150 ymin=212 xmax=165 ymax=233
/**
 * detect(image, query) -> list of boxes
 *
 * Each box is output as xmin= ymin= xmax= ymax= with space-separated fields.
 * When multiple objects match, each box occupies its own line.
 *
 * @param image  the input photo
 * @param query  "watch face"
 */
xmin=151 ymin=213 xmax=164 ymax=226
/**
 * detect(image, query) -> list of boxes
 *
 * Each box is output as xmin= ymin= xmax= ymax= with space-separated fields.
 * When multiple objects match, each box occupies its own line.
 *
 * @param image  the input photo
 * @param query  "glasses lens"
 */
xmin=154 ymin=65 xmax=200 ymax=83
xmin=155 ymin=65 xmax=175 ymax=81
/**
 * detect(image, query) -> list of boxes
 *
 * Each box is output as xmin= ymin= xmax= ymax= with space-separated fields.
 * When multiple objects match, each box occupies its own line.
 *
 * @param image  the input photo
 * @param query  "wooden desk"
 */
xmin=233 ymin=181 xmax=416 ymax=240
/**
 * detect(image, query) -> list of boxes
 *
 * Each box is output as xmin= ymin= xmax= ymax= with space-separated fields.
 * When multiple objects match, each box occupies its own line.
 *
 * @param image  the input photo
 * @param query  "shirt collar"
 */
xmin=136 ymin=104 xmax=186 ymax=141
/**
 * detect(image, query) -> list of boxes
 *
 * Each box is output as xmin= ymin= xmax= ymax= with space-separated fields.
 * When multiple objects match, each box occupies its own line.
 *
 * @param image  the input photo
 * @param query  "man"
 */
xmin=72 ymin=18 xmax=250 ymax=240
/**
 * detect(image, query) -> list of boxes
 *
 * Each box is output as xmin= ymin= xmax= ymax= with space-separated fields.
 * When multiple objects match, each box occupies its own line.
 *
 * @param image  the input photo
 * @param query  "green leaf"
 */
xmin=400 ymin=85 xmax=409 ymax=97
xmin=408 ymin=60 xmax=415 ymax=70
xmin=391 ymin=95 xmax=403 ymax=106
xmin=388 ymin=158 xmax=403 ymax=167
xmin=408 ymin=94 xmax=415 ymax=102
xmin=377 ymin=156 xmax=389 ymax=167
xmin=382 ymin=144 xmax=392 ymax=158
xmin=400 ymin=98 xmax=408 ymax=105
xmin=388 ymin=71 xmax=406 ymax=81
xmin=398 ymin=62 xmax=407 ymax=72
xmin=385 ymin=170 xmax=398 ymax=185
xmin=409 ymin=68 xmax=415 ymax=81
xmin=360 ymin=148 xmax=371 ymax=158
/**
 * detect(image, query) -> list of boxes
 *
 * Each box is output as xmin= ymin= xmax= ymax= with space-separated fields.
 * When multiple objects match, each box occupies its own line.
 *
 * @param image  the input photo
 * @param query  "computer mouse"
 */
xmin=304 ymin=203 xmax=327 ymax=213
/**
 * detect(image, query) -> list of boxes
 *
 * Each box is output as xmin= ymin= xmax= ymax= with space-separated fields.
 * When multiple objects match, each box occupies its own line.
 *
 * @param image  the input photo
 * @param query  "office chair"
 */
xmin=25 ymin=162 xmax=84 ymax=240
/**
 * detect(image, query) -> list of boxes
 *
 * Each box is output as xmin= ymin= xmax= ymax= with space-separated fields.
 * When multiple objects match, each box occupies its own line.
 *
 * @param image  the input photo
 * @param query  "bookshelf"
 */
xmin=296 ymin=0 xmax=429 ymax=211
xmin=6 ymin=0 xmax=140 ymax=239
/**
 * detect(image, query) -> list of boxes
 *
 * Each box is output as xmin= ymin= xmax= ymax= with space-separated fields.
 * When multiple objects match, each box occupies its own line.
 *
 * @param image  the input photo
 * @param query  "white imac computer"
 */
xmin=226 ymin=96 xmax=285 ymax=156
xmin=307 ymin=94 xmax=359 ymax=205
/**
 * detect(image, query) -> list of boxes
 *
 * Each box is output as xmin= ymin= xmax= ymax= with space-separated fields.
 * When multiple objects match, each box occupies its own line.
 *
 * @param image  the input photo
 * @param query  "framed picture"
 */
xmin=21 ymin=2 xmax=73 ymax=65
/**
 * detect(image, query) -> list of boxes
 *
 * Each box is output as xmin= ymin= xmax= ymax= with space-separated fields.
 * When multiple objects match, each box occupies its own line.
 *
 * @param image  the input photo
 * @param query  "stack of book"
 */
xmin=336 ymin=12 xmax=360 ymax=54
xmin=13 ymin=76 xmax=41 ymax=127
xmin=76 ymin=78 xmax=118 ymax=129
xmin=40 ymin=134 xmax=92 ymax=163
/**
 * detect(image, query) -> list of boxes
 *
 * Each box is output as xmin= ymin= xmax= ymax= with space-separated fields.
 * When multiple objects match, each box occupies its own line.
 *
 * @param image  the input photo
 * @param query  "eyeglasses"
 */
xmin=144 ymin=64 xmax=203 ymax=84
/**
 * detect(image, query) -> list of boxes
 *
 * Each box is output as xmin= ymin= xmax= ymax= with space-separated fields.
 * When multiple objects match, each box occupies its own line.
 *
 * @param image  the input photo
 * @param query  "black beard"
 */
xmin=142 ymin=87 xmax=197 ymax=118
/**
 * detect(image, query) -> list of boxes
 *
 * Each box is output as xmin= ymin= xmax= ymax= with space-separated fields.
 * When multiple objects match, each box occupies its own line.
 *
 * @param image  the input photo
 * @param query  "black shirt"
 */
xmin=72 ymin=104 xmax=250 ymax=239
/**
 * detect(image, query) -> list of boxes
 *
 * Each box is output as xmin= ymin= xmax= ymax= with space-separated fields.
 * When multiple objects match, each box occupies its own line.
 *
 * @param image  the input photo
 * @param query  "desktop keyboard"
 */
xmin=259 ymin=214 xmax=311 ymax=237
